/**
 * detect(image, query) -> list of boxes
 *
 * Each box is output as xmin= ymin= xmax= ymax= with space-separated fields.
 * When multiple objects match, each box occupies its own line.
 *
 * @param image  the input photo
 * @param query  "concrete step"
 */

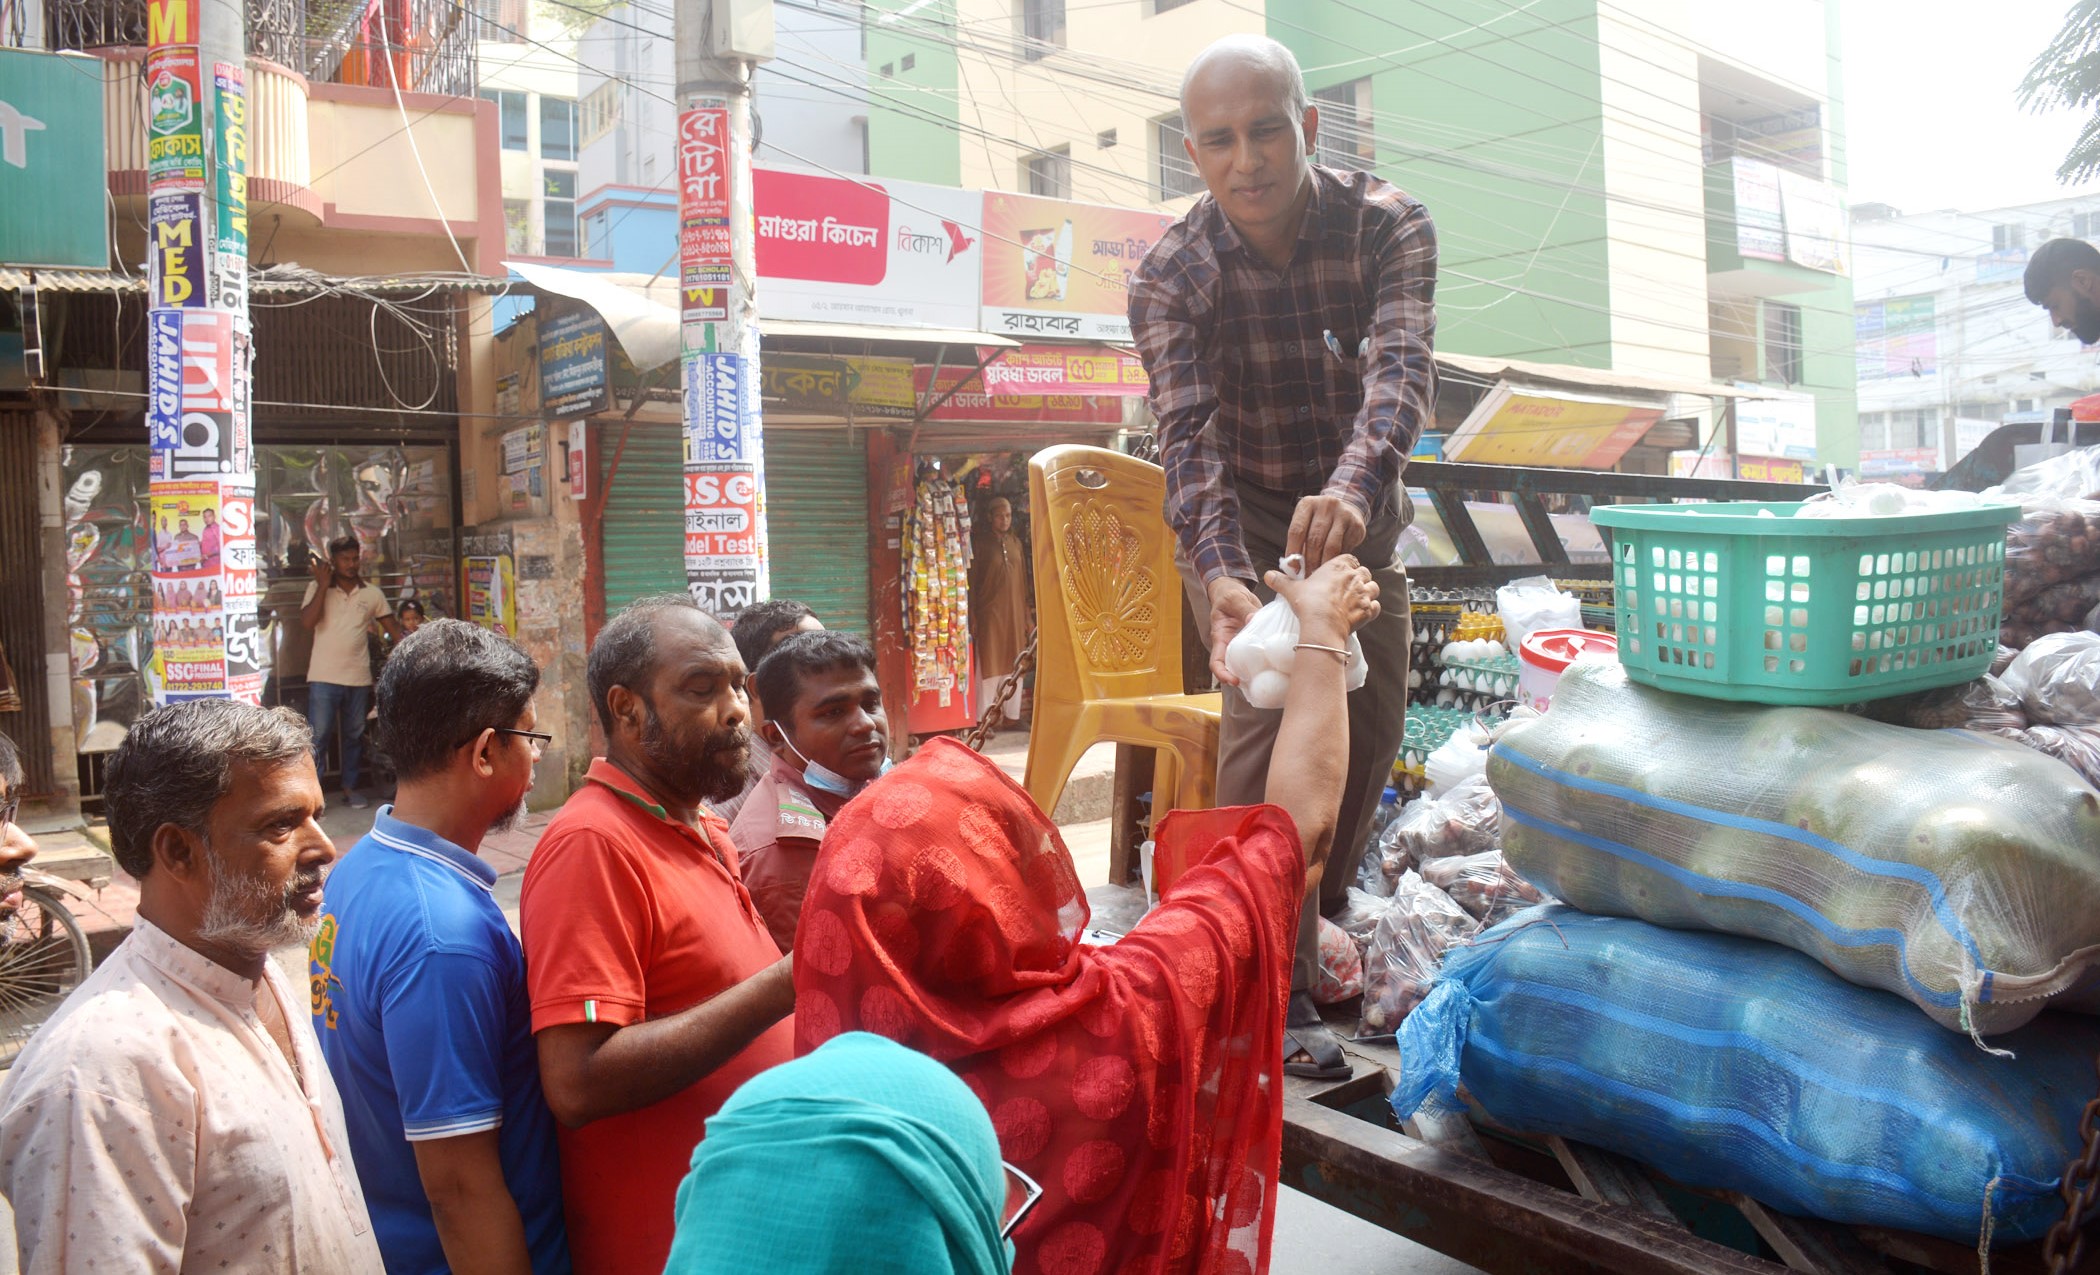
xmin=981 ymin=735 xmax=1121 ymax=825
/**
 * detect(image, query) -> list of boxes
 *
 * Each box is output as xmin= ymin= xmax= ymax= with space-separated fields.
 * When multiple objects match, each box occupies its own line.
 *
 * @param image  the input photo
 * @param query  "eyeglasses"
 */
xmin=1000 ymin=1162 xmax=1043 ymax=1240
xmin=455 ymin=728 xmax=553 ymax=754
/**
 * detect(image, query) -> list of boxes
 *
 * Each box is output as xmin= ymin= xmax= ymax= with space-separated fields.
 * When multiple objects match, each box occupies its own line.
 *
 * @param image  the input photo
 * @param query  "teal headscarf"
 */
xmin=662 ymin=1032 xmax=1012 ymax=1275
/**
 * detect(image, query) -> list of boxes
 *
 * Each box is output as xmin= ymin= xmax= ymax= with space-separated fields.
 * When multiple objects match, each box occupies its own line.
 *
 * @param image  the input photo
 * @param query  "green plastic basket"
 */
xmin=1588 ymin=501 xmax=2020 ymax=706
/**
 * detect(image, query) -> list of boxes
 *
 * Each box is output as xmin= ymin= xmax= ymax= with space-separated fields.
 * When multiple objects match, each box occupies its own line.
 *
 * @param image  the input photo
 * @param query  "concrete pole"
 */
xmin=675 ymin=0 xmax=771 ymax=621
xmin=143 ymin=0 xmax=259 ymax=704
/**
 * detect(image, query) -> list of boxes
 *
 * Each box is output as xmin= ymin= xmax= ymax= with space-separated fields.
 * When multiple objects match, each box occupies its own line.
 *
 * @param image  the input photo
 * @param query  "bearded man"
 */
xmin=518 ymin=595 xmax=795 ymax=1275
xmin=0 ymin=699 xmax=383 ymax=1271
xmin=2026 ymin=238 xmax=2100 ymax=344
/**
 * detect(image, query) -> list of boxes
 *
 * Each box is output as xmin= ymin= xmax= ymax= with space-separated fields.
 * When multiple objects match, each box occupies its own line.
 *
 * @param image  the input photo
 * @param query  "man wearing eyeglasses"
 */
xmin=310 ymin=620 xmax=570 ymax=1275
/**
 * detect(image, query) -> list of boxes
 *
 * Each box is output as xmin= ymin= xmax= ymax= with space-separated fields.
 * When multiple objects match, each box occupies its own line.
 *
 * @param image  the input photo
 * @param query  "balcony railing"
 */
xmin=29 ymin=0 xmax=472 ymax=96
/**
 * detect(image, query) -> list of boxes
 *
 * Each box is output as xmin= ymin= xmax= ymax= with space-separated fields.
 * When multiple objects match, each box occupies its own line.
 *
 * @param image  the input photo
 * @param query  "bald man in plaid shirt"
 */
xmin=1129 ymin=34 xmax=1434 ymax=1080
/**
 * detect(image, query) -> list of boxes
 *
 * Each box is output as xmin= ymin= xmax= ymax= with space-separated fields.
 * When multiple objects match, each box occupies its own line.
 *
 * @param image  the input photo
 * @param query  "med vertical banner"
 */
xmin=677 ymin=94 xmax=765 ymax=619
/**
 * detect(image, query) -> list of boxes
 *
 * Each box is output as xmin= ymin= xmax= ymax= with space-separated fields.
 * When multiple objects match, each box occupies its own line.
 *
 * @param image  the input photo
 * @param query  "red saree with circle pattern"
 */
xmin=793 ymin=738 xmax=1306 ymax=1275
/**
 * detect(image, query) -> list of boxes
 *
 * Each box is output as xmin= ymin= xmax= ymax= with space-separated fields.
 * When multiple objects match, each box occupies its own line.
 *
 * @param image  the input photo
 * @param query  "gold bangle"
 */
xmin=1295 ymin=642 xmax=1350 ymax=663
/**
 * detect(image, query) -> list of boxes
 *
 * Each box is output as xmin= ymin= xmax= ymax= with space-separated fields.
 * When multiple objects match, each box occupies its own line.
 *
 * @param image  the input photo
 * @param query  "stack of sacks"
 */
xmin=1385 ymin=659 xmax=2100 ymax=1250
xmin=1395 ymin=907 xmax=2100 ymax=1247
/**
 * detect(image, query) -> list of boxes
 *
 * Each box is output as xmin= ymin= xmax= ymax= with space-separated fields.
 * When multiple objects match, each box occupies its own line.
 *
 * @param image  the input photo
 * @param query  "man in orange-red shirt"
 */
xmin=520 ymin=595 xmax=794 ymax=1274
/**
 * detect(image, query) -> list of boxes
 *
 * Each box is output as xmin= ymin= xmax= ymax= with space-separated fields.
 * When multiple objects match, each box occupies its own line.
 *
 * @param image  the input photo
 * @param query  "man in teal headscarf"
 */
xmin=664 ymin=1032 xmax=1013 ymax=1275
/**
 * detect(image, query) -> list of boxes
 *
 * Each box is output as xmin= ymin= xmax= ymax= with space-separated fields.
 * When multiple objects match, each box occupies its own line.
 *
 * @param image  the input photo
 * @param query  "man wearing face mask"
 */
xmin=2026 ymin=238 xmax=2100 ymax=345
xmin=729 ymin=631 xmax=889 ymax=952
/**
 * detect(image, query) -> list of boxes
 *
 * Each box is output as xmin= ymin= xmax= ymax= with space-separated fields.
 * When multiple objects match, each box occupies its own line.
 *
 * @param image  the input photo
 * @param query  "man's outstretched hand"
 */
xmin=1204 ymin=576 xmax=1261 ymax=686
xmin=1286 ymin=494 xmax=1368 ymax=570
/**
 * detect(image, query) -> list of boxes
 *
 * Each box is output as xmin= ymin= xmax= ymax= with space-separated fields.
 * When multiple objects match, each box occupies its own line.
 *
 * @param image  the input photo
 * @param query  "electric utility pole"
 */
xmin=144 ymin=0 xmax=259 ymax=704
xmin=676 ymin=0 xmax=774 ymax=621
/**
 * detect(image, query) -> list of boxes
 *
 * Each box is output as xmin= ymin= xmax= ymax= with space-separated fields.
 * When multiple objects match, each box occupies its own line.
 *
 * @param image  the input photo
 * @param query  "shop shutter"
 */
xmin=597 ymin=422 xmax=687 ymax=620
xmin=763 ymin=430 xmax=870 ymax=634
xmin=0 ymin=414 xmax=53 ymax=794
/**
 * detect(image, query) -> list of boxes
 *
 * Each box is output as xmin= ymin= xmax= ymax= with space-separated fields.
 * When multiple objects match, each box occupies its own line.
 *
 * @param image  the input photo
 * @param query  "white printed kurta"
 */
xmin=0 ymin=917 xmax=382 ymax=1273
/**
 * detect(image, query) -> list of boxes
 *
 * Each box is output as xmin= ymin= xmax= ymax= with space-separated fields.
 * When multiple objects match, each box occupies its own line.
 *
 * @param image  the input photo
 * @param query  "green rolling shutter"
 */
xmin=763 ymin=430 xmax=870 ymax=634
xmin=597 ymin=421 xmax=687 ymax=620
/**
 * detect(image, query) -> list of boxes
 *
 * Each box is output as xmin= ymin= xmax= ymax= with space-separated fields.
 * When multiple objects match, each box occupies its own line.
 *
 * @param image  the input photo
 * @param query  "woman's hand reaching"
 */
xmin=1265 ymin=554 xmax=1380 ymax=648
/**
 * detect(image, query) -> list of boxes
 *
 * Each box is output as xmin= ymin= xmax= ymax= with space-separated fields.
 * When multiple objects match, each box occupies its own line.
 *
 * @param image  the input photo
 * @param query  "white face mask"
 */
xmin=777 ymin=729 xmax=890 ymax=797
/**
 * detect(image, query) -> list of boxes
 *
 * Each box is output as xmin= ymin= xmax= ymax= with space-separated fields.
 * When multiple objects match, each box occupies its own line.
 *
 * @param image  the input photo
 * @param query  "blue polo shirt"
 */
xmin=311 ymin=807 xmax=570 ymax=1275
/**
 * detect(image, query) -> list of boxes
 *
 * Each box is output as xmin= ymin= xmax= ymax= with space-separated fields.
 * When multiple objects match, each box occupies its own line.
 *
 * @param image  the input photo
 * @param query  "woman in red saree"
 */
xmin=794 ymin=557 xmax=1378 ymax=1275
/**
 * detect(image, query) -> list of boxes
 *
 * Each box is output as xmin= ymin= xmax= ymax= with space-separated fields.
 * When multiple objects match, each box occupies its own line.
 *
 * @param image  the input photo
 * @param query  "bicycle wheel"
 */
xmin=0 ymin=884 xmax=92 ymax=1068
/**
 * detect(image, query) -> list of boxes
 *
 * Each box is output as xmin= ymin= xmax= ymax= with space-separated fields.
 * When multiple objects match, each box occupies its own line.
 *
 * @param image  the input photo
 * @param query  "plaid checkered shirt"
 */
xmin=1128 ymin=165 xmax=1438 ymax=587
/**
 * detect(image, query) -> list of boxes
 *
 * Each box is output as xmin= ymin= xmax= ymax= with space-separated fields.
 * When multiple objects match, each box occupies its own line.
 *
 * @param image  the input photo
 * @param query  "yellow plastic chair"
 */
xmin=1023 ymin=445 xmax=1221 ymax=829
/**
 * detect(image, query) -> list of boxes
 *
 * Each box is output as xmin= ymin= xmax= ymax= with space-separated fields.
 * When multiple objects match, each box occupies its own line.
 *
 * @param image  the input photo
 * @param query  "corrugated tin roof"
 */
xmin=0 ymin=268 xmax=518 ymax=298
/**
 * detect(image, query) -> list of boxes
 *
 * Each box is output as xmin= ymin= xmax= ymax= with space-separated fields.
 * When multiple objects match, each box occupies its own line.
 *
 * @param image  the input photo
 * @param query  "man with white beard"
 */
xmin=0 ymin=699 xmax=382 ymax=1270
xmin=310 ymin=619 xmax=570 ymax=1274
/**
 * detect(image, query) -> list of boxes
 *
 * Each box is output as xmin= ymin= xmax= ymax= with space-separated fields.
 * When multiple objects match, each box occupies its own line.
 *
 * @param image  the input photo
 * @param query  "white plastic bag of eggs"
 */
xmin=1224 ymin=556 xmax=1371 ymax=709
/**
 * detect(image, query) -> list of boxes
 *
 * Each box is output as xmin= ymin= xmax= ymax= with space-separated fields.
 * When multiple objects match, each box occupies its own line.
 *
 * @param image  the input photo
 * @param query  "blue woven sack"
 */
xmin=1394 ymin=906 xmax=2100 ymax=1246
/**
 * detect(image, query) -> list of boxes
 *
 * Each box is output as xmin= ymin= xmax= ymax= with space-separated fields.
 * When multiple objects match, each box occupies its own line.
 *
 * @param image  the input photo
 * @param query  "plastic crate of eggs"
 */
xmin=1436 ymin=638 xmax=1519 ymax=706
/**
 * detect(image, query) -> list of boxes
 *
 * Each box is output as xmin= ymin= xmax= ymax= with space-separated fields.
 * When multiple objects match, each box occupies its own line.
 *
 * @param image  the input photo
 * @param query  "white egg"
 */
xmin=1247 ymin=669 xmax=1291 ymax=709
xmin=1224 ymin=635 xmax=1266 ymax=683
xmin=1265 ymin=632 xmax=1298 ymax=673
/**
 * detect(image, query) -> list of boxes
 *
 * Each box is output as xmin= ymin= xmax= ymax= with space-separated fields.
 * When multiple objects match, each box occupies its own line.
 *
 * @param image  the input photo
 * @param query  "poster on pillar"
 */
xmin=677 ymin=99 xmax=733 ymax=333
xmin=145 ymin=44 xmax=205 ymax=192
xmin=149 ymin=309 xmax=248 ymax=479
xmin=147 ymin=479 xmax=228 ymax=699
xmin=148 ymin=192 xmax=206 ymax=307
xmin=219 ymin=477 xmax=263 ymax=704
xmin=211 ymin=60 xmax=248 ymax=314
xmin=683 ymin=467 xmax=765 ymax=620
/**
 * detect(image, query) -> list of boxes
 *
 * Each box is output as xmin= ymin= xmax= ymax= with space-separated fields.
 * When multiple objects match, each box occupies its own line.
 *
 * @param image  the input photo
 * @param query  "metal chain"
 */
xmin=961 ymin=626 xmax=1039 ymax=754
xmin=2044 ymin=1052 xmax=2100 ymax=1273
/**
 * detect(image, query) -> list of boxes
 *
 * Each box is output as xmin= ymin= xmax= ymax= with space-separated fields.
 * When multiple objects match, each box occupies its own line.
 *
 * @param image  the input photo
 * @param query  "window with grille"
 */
xmin=1312 ymin=78 xmax=1374 ymax=169
xmin=1024 ymin=148 xmax=1071 ymax=199
xmin=1763 ymin=301 xmax=1803 ymax=386
xmin=544 ymin=170 xmax=578 ymax=257
xmin=1154 ymin=114 xmax=1202 ymax=200
xmin=1019 ymin=0 xmax=1064 ymax=59
xmin=1994 ymin=223 xmax=2027 ymax=252
xmin=503 ymin=200 xmax=531 ymax=254
xmin=2075 ymin=211 xmax=2095 ymax=240
xmin=541 ymin=97 xmax=577 ymax=162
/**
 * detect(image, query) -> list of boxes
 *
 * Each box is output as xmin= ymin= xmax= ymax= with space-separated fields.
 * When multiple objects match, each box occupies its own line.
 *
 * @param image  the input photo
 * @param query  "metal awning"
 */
xmin=1435 ymin=351 xmax=1769 ymax=402
xmin=0 ymin=267 xmax=518 ymax=298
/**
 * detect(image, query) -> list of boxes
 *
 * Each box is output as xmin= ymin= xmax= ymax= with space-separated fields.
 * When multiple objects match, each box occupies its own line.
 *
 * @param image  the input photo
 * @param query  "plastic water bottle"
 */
xmin=1363 ymin=786 xmax=1401 ymax=855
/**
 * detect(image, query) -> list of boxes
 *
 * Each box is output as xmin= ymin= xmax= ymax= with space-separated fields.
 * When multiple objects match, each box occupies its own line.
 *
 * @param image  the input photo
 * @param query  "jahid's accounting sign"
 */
xmin=0 ymin=48 xmax=109 ymax=269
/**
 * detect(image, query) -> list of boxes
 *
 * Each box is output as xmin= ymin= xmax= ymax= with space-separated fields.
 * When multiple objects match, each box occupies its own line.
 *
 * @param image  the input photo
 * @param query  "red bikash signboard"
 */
xmin=753 ymin=168 xmax=984 ymax=331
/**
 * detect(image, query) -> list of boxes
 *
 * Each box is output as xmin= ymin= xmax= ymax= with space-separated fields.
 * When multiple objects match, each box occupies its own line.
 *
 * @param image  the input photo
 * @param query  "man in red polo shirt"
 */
xmin=520 ymin=595 xmax=795 ymax=1274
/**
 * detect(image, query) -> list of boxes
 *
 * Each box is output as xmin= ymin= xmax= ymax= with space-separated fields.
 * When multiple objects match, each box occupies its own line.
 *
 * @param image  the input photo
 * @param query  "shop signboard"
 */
xmin=760 ymin=353 xmax=920 ymax=418
xmin=1732 ymin=159 xmax=1786 ymax=263
xmin=1779 ymin=169 xmax=1847 ymax=276
xmin=145 ymin=43 xmax=205 ymax=191
xmin=754 ymin=168 xmax=984 ymax=331
xmin=1859 ymin=447 xmax=1940 ymax=478
xmin=539 ymin=308 xmax=610 ymax=417
xmin=979 ymin=190 xmax=1176 ymax=342
xmin=978 ymin=344 xmax=1150 ymax=397
xmin=1856 ymin=295 xmax=1938 ymax=382
xmin=0 ymin=49 xmax=110 ymax=269
xmin=1444 ymin=383 xmax=1667 ymax=470
xmin=1736 ymin=455 xmax=1808 ymax=483
xmin=912 ymin=363 xmax=1124 ymax=426
xmin=1732 ymin=391 xmax=1819 ymax=461
xmin=677 ymin=99 xmax=732 ymax=328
